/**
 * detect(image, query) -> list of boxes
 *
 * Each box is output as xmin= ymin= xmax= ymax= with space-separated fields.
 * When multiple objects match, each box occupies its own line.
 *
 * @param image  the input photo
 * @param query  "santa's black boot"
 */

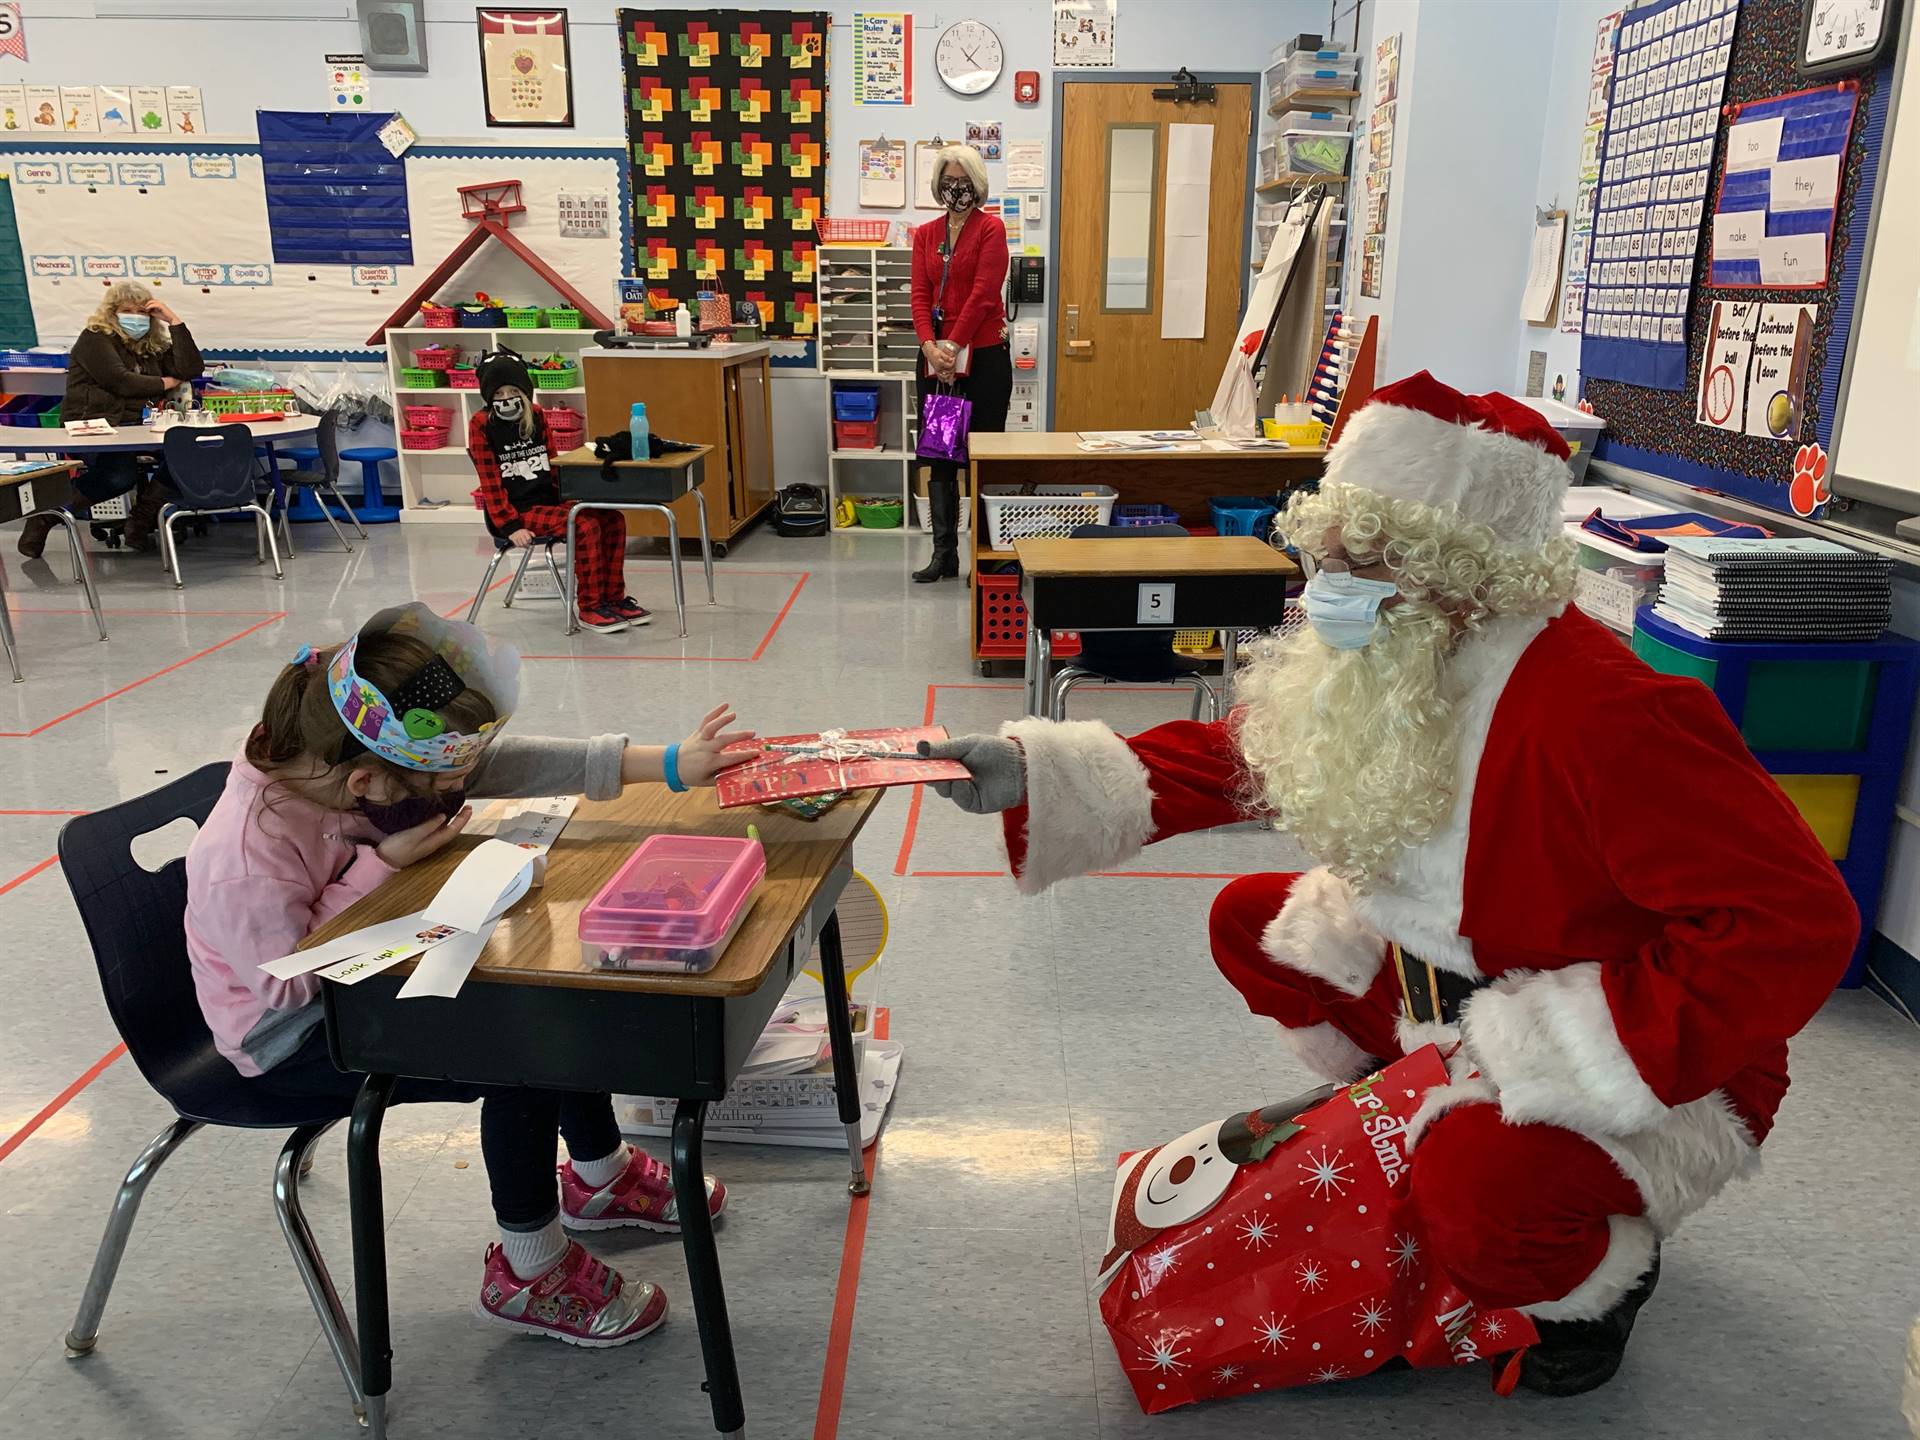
xmin=1516 ymin=1247 xmax=1660 ymax=1397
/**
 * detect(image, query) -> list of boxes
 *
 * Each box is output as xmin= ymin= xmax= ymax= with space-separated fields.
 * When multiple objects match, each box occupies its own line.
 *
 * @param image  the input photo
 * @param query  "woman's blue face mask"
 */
xmin=116 ymin=312 xmax=151 ymax=340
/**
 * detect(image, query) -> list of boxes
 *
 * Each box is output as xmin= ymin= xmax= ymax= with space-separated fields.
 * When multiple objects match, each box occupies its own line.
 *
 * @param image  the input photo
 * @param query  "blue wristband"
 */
xmin=663 ymin=742 xmax=688 ymax=793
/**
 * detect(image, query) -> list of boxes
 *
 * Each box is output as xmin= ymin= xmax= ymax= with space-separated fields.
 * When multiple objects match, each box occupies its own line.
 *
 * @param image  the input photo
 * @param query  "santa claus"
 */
xmin=922 ymin=371 xmax=1858 ymax=1396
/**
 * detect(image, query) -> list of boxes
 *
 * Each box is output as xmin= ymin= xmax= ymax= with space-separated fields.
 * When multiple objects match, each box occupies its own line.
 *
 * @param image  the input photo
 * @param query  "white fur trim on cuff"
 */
xmin=1281 ymin=1020 xmax=1375 ymax=1084
xmin=1261 ymin=866 xmax=1385 ymax=998
xmin=1395 ymin=1013 xmax=1461 ymax=1059
xmin=1521 ymin=1215 xmax=1658 ymax=1322
xmin=1459 ymin=963 xmax=1669 ymax=1137
xmin=1586 ymin=1090 xmax=1760 ymax=1236
xmin=1406 ymin=1077 xmax=1497 ymax=1152
xmin=1000 ymin=717 xmax=1154 ymax=896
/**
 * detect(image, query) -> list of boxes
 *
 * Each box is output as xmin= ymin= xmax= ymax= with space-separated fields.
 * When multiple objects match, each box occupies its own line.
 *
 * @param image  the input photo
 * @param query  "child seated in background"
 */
xmin=468 ymin=350 xmax=647 ymax=635
xmin=185 ymin=601 xmax=752 ymax=1347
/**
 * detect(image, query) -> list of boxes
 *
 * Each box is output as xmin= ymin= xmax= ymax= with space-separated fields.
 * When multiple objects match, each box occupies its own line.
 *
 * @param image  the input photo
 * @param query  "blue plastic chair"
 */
xmin=1046 ymin=522 xmax=1221 ymax=723
xmin=56 ymin=764 xmax=368 ymax=1424
xmin=276 ymin=412 xmax=365 ymax=557
xmin=159 ymin=424 xmax=284 ymax=589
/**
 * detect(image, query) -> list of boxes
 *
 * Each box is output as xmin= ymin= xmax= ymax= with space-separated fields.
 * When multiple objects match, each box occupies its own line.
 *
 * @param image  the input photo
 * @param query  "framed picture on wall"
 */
xmin=477 ymin=8 xmax=575 ymax=127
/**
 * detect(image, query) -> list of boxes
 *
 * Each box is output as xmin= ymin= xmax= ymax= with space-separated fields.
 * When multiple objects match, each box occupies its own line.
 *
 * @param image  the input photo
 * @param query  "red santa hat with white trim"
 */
xmin=1322 ymin=371 xmax=1574 ymax=550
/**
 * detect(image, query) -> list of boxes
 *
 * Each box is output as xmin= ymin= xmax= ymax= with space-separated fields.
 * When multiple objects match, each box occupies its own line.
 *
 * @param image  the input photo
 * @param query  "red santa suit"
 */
xmin=993 ymin=378 xmax=1859 ymax=1322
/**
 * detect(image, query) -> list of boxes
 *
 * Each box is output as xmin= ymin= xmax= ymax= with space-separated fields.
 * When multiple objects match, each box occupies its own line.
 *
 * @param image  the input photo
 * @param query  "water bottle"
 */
xmin=629 ymin=401 xmax=650 ymax=461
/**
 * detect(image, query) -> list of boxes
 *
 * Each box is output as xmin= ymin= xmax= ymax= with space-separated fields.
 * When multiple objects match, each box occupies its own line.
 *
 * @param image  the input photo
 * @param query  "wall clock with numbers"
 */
xmin=935 ymin=18 xmax=1005 ymax=96
xmin=1797 ymin=0 xmax=1899 ymax=79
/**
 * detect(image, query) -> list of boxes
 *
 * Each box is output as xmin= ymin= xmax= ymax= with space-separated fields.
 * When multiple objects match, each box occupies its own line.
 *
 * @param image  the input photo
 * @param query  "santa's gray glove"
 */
xmin=917 ymin=734 xmax=1026 ymax=814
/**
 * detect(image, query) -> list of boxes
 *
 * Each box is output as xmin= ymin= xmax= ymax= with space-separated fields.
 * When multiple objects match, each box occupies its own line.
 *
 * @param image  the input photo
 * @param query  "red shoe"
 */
xmin=474 ymin=1240 xmax=667 ymax=1348
xmin=576 ymin=603 xmax=629 ymax=634
xmin=611 ymin=596 xmax=653 ymax=626
xmin=559 ymin=1146 xmax=726 ymax=1233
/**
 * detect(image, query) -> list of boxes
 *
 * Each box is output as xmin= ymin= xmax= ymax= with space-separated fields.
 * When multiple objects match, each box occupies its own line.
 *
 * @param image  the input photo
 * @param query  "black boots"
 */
xmin=16 ymin=512 xmax=56 ymax=559
xmin=121 ymin=479 xmax=167 ymax=552
xmin=1516 ymin=1247 xmax=1661 ymax=1396
xmin=913 ymin=476 xmax=960 ymax=583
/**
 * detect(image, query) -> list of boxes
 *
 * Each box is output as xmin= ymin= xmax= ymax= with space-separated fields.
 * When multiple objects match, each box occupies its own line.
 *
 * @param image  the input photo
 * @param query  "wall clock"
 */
xmin=936 ymin=18 xmax=1004 ymax=96
xmin=1796 ymin=0 xmax=1899 ymax=79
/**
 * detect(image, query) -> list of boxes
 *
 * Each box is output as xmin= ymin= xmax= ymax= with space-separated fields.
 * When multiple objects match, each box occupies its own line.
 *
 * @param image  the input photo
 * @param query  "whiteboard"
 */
xmin=1833 ymin=11 xmax=1920 ymax=505
xmin=6 ymin=145 xmax=625 ymax=352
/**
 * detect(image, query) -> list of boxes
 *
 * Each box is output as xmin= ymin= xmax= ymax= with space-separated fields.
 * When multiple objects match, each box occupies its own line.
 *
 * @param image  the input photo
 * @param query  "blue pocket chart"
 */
xmin=1708 ymin=81 xmax=1857 ymax=289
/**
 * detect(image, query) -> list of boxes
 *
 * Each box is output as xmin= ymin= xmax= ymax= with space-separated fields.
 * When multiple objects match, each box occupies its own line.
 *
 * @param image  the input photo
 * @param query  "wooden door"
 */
xmin=727 ymin=357 xmax=774 ymax=523
xmin=1054 ymin=81 xmax=1252 ymax=431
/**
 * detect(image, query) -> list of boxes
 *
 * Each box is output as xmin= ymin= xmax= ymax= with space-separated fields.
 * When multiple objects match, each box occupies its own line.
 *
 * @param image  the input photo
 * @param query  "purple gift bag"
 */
xmin=917 ymin=385 xmax=973 ymax=465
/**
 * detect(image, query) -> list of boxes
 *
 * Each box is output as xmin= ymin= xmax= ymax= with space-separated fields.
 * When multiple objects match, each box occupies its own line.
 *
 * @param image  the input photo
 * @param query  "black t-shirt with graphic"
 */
xmin=488 ymin=412 xmax=556 ymax=512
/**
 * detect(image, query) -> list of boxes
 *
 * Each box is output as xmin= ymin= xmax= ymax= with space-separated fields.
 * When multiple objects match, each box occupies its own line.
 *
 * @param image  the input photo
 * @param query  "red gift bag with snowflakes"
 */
xmin=1097 ymin=1045 xmax=1537 ymax=1412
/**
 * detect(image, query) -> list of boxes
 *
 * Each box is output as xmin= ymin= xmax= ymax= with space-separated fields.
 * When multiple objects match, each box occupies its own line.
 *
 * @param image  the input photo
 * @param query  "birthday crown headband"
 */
xmin=321 ymin=602 xmax=521 ymax=773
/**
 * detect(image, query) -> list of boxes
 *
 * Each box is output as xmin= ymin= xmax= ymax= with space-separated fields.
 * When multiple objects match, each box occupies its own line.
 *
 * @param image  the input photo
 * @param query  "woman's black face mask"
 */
xmin=940 ymin=179 xmax=977 ymax=212
xmin=357 ymin=786 xmax=466 ymax=836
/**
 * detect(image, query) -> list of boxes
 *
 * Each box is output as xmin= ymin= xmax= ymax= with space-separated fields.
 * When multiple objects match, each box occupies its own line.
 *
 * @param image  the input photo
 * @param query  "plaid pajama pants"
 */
xmin=520 ymin=504 xmax=627 ymax=610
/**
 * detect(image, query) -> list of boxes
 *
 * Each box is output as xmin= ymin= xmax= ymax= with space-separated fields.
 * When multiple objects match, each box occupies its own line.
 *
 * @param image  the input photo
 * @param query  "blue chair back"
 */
xmin=163 ymin=425 xmax=258 ymax=510
xmin=1068 ymin=522 xmax=1191 ymax=676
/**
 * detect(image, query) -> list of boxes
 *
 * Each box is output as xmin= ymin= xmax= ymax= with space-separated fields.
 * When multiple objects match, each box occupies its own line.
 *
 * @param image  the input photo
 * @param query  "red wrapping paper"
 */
xmin=1098 ymin=1046 xmax=1537 ymax=1412
xmin=714 ymin=726 xmax=969 ymax=809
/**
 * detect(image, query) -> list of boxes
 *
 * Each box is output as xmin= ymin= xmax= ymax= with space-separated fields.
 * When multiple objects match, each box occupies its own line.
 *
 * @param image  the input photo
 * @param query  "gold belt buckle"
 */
xmin=1391 ymin=943 xmax=1444 ymax=1027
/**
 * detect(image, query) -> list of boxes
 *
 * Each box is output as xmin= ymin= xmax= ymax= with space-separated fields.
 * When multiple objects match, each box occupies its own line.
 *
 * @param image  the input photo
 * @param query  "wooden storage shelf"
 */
xmin=1269 ymin=86 xmax=1360 ymax=114
xmin=1257 ymin=172 xmax=1349 ymax=193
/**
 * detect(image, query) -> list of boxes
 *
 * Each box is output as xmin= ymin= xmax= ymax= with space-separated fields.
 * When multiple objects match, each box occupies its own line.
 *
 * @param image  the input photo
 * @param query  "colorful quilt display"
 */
xmin=618 ymin=10 xmax=829 ymax=338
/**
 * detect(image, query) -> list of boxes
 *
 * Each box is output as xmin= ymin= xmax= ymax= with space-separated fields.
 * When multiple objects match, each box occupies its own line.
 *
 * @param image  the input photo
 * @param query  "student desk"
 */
xmin=0 ymin=461 xmax=97 ymax=680
xmin=552 ymin=443 xmax=716 ymax=638
xmin=305 ymin=784 xmax=883 ymax=1440
xmin=1012 ymin=535 xmax=1300 ymax=716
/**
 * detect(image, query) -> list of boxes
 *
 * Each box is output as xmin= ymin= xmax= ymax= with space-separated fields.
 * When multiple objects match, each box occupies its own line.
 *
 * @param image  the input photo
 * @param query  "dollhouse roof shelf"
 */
xmin=459 ymin=180 xmax=527 ymax=220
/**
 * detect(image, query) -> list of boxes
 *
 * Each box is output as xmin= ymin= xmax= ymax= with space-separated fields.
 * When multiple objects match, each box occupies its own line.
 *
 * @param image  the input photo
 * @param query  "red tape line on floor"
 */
xmin=0 ymin=1042 xmax=127 ymax=1166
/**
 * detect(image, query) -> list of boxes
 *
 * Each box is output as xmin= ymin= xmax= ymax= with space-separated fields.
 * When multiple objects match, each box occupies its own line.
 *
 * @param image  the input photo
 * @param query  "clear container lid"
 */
xmin=579 ymin=834 xmax=765 ymax=952
xmin=1276 ymin=109 xmax=1355 ymax=134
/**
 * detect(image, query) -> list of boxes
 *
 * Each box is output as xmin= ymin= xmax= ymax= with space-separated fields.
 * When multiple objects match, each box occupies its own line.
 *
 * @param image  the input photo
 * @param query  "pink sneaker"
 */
xmin=559 ymin=1147 xmax=727 ymax=1233
xmin=475 ymin=1240 xmax=667 ymax=1348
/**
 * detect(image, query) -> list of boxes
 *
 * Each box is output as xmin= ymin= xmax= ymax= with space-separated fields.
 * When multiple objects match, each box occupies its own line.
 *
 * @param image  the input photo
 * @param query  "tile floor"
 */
xmin=0 ymin=515 xmax=1914 ymax=1439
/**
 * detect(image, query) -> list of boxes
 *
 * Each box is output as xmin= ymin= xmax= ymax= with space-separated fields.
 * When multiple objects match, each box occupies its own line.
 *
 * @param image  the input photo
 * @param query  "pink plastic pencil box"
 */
xmin=578 ymin=835 xmax=764 ymax=973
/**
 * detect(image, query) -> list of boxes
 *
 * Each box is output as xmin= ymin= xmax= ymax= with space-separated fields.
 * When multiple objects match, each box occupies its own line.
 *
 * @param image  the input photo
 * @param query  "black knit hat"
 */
xmin=477 ymin=349 xmax=534 ymax=402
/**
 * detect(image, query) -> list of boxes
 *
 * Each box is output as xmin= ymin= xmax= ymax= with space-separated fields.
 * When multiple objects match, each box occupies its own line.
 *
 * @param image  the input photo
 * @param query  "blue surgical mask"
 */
xmin=116 ymin=312 xmax=152 ymax=340
xmin=1300 ymin=570 xmax=1400 ymax=650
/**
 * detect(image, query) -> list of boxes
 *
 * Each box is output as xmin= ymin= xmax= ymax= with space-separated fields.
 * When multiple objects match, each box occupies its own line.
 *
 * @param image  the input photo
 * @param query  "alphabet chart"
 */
xmin=1581 ymin=0 xmax=1741 ymax=391
xmin=1707 ymin=81 xmax=1858 ymax=288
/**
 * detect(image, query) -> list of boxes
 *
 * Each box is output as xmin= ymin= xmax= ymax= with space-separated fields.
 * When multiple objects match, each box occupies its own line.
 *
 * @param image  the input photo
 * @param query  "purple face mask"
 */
xmin=356 ymin=787 xmax=466 ymax=836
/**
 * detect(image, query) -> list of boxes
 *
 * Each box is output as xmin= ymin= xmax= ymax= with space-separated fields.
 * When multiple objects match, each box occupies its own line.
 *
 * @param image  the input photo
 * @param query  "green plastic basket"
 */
xmin=36 ymin=404 xmax=62 ymax=428
xmin=202 ymin=391 xmax=297 ymax=415
xmin=854 ymin=497 xmax=904 ymax=529
xmin=544 ymin=307 xmax=583 ymax=329
xmin=399 ymin=367 xmax=439 ymax=389
xmin=529 ymin=364 xmax=579 ymax=391
xmin=503 ymin=306 xmax=544 ymax=329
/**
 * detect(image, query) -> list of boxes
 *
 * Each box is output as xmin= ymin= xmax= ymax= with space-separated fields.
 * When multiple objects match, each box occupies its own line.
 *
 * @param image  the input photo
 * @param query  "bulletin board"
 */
xmin=618 ymin=9 xmax=830 ymax=338
xmin=0 ymin=141 xmax=627 ymax=353
xmin=1584 ymin=0 xmax=1889 ymax=520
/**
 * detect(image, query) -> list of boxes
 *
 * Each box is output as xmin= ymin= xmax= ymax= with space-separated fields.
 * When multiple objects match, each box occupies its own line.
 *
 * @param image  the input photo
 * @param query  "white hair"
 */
xmin=932 ymin=143 xmax=989 ymax=204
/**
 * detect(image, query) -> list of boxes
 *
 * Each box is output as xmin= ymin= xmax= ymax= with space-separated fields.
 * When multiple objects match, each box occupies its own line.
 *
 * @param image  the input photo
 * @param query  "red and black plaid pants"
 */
xmin=519 ymin=504 xmax=627 ymax=610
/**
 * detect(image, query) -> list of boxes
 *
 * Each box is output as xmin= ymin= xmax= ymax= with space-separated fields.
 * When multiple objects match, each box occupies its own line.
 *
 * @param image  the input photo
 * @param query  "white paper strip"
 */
xmin=397 ymin=919 xmax=502 ymax=999
xmin=261 ymin=913 xmax=443 ymax=981
xmin=1160 ymin=123 xmax=1214 ymax=340
xmin=423 ymin=839 xmax=540 ymax=932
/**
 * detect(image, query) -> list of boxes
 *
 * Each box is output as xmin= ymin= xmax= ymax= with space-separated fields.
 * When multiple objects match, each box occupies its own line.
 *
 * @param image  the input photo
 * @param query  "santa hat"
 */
xmin=1322 ymin=371 xmax=1572 ymax=550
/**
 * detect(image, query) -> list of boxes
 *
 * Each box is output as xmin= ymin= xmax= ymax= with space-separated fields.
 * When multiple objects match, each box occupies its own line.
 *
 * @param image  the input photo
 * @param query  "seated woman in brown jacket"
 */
xmin=19 ymin=281 xmax=203 ymax=555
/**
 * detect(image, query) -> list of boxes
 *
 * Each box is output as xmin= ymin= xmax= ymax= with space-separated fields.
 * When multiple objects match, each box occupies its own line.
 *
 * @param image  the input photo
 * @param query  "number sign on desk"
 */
xmin=1137 ymin=582 xmax=1175 ymax=624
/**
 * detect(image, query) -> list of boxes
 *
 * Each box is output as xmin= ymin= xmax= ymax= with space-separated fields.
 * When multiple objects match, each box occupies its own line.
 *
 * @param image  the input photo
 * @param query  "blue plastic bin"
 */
xmin=1112 ymin=503 xmax=1180 ymax=528
xmin=1210 ymin=495 xmax=1280 ymax=539
xmin=832 ymin=384 xmax=881 ymax=422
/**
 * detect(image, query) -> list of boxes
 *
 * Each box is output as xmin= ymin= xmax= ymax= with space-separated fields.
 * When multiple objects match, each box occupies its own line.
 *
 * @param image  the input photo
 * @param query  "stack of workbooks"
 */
xmin=1652 ymin=537 xmax=1892 ymax=642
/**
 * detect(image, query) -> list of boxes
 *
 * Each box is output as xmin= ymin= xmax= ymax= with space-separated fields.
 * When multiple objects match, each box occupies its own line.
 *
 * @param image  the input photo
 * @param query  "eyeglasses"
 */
xmin=1296 ymin=549 xmax=1386 ymax=580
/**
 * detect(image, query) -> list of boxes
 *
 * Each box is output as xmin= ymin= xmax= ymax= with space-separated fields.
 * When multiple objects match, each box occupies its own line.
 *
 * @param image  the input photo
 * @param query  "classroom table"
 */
xmin=552 ymin=443 xmax=716 ymax=639
xmin=1012 ymin=535 xmax=1300 ymax=716
xmin=304 ymin=783 xmax=883 ymax=1440
xmin=0 ymin=412 xmax=323 ymax=456
xmin=0 ymin=461 xmax=102 ymax=680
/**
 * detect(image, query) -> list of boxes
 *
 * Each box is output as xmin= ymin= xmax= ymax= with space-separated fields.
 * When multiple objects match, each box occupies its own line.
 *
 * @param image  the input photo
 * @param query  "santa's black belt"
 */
xmin=1391 ymin=943 xmax=1482 ymax=1026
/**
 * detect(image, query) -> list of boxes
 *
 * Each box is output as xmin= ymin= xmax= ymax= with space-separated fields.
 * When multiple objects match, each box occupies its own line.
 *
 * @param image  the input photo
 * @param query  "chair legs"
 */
xmin=1047 ymin=667 xmax=1220 ymax=723
xmin=293 ymin=484 xmax=355 ymax=555
xmin=328 ymin=484 xmax=368 ymax=540
xmin=44 ymin=511 xmax=108 ymax=641
xmin=275 ymin=1122 xmax=366 ymax=1426
xmin=161 ymin=504 xmax=285 ymax=588
xmin=501 ymin=544 xmax=538 ymax=608
xmin=64 ymin=1117 xmax=203 ymax=1357
xmin=467 ymin=547 xmax=508 ymax=624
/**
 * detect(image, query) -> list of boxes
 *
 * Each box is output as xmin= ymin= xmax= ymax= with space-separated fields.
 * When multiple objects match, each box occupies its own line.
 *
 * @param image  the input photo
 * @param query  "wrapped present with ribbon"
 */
xmin=714 ymin=726 xmax=969 ymax=809
xmin=1098 ymin=1046 xmax=1538 ymax=1413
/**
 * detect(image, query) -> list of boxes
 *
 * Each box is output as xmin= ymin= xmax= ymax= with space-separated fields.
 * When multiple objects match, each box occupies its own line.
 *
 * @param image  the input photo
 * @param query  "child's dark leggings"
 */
xmin=248 ymin=1026 xmax=625 ymax=1229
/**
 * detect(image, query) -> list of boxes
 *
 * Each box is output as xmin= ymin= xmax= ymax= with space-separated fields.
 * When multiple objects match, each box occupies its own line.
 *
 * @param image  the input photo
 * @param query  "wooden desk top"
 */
xmin=0 ymin=461 xmax=80 ymax=489
xmin=1014 ymin=535 xmax=1301 ymax=579
xmin=551 ymin=443 xmax=711 ymax=471
xmin=970 ymin=431 xmax=1328 ymax=463
xmin=304 ymin=785 xmax=881 ymax=997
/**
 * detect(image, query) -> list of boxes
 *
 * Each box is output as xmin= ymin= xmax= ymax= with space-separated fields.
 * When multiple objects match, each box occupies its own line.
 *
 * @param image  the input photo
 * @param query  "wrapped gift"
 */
xmin=1098 ymin=1046 xmax=1538 ymax=1413
xmin=715 ymin=726 xmax=968 ymax=809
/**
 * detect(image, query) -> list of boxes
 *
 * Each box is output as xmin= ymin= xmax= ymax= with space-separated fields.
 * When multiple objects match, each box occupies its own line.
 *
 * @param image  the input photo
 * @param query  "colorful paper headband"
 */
xmin=325 ymin=602 xmax=521 ymax=772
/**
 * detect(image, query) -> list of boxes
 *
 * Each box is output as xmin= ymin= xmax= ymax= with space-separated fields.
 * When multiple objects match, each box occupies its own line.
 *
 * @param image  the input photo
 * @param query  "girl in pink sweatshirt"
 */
xmin=185 ymin=602 xmax=752 ymax=1348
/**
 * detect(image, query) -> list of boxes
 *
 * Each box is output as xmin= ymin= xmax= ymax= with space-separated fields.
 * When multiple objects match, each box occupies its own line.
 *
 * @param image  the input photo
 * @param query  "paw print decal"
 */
xmin=1789 ymin=442 xmax=1829 ymax=518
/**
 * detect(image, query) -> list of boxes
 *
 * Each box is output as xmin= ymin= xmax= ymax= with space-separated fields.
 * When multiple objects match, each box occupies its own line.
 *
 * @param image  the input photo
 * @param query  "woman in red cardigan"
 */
xmin=910 ymin=144 xmax=1011 ymax=583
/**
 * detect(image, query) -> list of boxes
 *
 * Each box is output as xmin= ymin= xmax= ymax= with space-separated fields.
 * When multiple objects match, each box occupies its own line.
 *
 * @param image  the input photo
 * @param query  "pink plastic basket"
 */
xmin=402 ymin=404 xmax=452 ymax=429
xmin=412 ymin=346 xmax=458 ymax=371
xmin=399 ymin=427 xmax=450 ymax=451
xmin=578 ymin=835 xmax=764 ymax=973
xmin=448 ymin=368 xmax=479 ymax=389
xmin=420 ymin=304 xmax=457 ymax=328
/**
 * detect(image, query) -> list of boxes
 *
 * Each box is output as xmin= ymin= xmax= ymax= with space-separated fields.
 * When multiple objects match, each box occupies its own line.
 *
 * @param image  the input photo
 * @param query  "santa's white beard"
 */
xmin=1232 ymin=604 xmax=1462 ymax=889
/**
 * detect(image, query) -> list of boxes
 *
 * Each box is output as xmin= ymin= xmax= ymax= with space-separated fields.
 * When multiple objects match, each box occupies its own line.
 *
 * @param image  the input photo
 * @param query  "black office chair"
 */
xmin=56 ymin=764 xmax=368 ymax=1425
xmin=277 ymin=411 xmax=366 ymax=557
xmin=159 ymin=424 xmax=284 ymax=589
xmin=1045 ymin=522 xmax=1222 ymax=723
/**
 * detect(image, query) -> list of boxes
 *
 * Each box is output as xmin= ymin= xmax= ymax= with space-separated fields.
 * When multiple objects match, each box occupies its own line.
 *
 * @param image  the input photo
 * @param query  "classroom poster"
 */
xmin=1053 ymin=0 xmax=1115 ymax=68
xmin=478 ymin=9 xmax=574 ymax=126
xmin=618 ymin=10 xmax=829 ymax=337
xmin=1695 ymin=299 xmax=1759 ymax=430
xmin=1743 ymin=301 xmax=1815 ymax=439
xmin=326 ymin=53 xmax=371 ymax=111
xmin=1562 ymin=9 xmax=1621 ymax=336
xmin=851 ymin=12 xmax=910 ymax=105
xmin=1708 ymin=81 xmax=1856 ymax=288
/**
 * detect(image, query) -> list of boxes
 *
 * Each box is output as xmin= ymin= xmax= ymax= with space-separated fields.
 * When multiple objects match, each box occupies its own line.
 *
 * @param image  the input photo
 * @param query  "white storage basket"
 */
xmin=981 ymin=485 xmax=1119 ymax=549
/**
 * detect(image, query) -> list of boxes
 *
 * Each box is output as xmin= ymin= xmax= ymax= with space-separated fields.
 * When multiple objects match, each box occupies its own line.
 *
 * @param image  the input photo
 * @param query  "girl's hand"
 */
xmin=676 ymin=703 xmax=757 ymax=786
xmin=508 ymin=527 xmax=533 ymax=548
xmin=145 ymin=299 xmax=182 ymax=326
xmin=375 ymin=805 xmax=471 ymax=869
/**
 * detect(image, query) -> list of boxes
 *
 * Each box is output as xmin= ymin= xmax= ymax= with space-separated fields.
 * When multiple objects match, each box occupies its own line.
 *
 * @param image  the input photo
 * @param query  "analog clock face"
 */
xmin=936 ymin=19 xmax=1004 ymax=96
